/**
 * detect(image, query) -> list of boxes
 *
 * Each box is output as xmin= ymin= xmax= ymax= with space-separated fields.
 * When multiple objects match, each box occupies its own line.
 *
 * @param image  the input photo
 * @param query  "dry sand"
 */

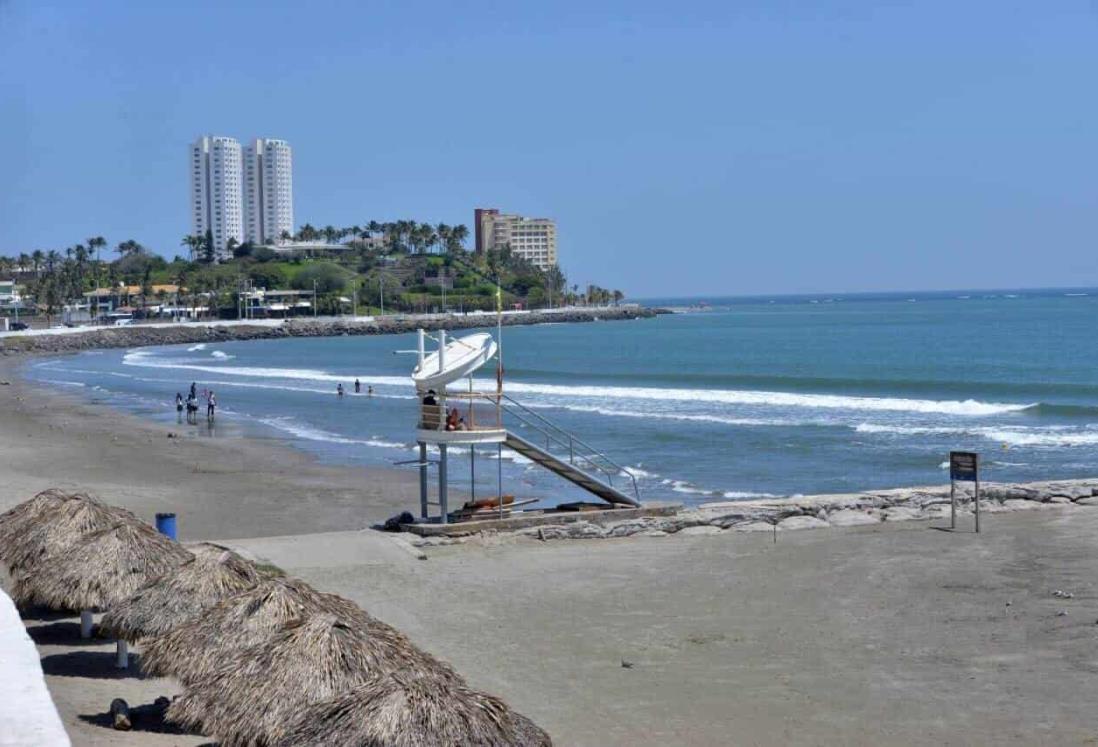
xmin=3 ymin=356 xmax=1098 ymax=745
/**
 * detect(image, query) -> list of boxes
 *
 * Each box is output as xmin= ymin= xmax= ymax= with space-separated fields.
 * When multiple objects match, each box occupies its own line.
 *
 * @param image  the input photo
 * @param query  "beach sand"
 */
xmin=3 ymin=357 xmax=1098 ymax=745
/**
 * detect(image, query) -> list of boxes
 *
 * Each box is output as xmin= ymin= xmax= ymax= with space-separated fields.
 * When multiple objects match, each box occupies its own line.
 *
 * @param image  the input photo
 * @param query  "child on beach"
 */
xmin=206 ymin=391 xmax=216 ymax=420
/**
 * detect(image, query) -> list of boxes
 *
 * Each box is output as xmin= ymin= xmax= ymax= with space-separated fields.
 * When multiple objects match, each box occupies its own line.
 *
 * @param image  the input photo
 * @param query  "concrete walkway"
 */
xmin=0 ymin=589 xmax=70 ymax=747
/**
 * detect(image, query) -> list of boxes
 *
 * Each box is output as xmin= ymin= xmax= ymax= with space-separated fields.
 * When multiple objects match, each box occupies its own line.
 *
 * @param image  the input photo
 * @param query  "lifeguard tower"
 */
xmin=410 ymin=328 xmax=640 ymax=525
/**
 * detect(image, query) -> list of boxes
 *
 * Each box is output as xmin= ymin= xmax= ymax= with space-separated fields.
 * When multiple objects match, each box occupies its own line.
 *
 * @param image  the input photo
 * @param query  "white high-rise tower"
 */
xmin=190 ymin=135 xmax=244 ymax=261
xmin=243 ymin=138 xmax=294 ymax=245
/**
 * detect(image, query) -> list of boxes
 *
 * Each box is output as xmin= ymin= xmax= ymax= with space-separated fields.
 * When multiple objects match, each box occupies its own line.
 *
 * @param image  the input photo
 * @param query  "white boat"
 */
xmin=412 ymin=332 xmax=497 ymax=391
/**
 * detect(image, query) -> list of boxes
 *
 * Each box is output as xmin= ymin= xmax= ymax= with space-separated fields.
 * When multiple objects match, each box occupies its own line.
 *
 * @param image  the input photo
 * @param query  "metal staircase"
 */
xmin=498 ymin=394 xmax=640 ymax=507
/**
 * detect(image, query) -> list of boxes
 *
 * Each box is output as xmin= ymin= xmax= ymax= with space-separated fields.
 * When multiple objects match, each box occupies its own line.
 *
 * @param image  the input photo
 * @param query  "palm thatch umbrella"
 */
xmin=0 ymin=490 xmax=135 ymax=576
xmin=140 ymin=576 xmax=369 ymax=685
xmin=13 ymin=521 xmax=191 ymax=612
xmin=100 ymin=543 xmax=263 ymax=642
xmin=0 ymin=488 xmax=69 ymax=562
xmin=271 ymin=668 xmax=553 ymax=747
xmin=166 ymin=612 xmax=457 ymax=746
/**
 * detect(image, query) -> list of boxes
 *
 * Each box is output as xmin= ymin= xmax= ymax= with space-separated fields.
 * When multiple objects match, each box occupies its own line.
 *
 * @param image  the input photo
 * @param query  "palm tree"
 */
xmin=181 ymin=234 xmax=204 ymax=262
xmin=449 ymin=224 xmax=469 ymax=253
xmin=31 ymin=250 xmax=44 ymax=278
xmin=45 ymin=250 xmax=60 ymax=275
xmin=278 ymin=229 xmax=292 ymax=245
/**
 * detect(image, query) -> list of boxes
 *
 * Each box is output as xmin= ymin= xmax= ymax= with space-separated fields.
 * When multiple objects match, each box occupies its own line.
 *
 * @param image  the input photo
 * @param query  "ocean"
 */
xmin=26 ymin=289 xmax=1098 ymax=507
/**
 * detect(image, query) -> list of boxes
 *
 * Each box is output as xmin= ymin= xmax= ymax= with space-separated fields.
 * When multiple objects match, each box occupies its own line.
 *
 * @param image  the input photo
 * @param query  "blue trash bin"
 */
xmin=155 ymin=512 xmax=177 ymax=540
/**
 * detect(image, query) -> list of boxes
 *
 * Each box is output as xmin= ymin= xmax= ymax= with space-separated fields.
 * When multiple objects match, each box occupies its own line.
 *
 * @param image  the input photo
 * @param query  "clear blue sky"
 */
xmin=2 ymin=1 xmax=1095 ymax=297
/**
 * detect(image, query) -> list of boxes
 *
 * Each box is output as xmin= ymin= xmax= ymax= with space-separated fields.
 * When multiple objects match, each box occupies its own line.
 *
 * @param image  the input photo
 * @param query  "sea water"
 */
xmin=27 ymin=289 xmax=1098 ymax=507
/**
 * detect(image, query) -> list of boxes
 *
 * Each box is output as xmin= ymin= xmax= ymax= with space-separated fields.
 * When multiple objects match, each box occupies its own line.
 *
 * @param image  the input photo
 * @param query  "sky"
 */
xmin=1 ymin=1 xmax=1096 ymax=297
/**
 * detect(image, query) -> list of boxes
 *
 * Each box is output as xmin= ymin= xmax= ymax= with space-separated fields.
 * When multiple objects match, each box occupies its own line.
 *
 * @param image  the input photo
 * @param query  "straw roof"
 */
xmin=100 ymin=543 xmax=263 ymax=642
xmin=271 ymin=668 xmax=553 ymax=747
xmin=0 ymin=489 xmax=69 ymax=559
xmin=140 ymin=576 xmax=369 ymax=684
xmin=166 ymin=612 xmax=454 ymax=746
xmin=13 ymin=521 xmax=192 ymax=611
xmin=1 ymin=491 xmax=137 ymax=576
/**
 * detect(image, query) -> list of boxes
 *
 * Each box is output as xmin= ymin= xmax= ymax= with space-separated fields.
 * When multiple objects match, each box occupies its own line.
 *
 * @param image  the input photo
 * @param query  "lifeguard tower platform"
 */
xmin=405 ymin=328 xmax=661 ymax=533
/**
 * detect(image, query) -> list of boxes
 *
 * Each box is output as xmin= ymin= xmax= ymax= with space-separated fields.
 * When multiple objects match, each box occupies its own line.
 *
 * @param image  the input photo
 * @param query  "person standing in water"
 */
xmin=206 ymin=390 xmax=217 ymax=420
xmin=175 ymin=393 xmax=184 ymax=421
xmin=337 ymin=383 xmax=344 ymax=397
xmin=367 ymin=385 xmax=374 ymax=397
xmin=189 ymin=382 xmax=197 ymax=400
xmin=354 ymin=378 xmax=361 ymax=394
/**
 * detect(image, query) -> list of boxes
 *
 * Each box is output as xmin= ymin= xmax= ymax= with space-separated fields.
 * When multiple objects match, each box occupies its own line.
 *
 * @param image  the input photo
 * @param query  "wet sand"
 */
xmin=3 ymin=357 xmax=1098 ymax=745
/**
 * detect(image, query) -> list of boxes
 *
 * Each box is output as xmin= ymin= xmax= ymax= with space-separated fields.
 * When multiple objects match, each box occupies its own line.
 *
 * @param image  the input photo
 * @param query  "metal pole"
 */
xmin=439 ymin=444 xmax=448 ymax=524
xmin=975 ymin=474 xmax=981 ymax=534
xmin=470 ymin=444 xmax=475 ymax=502
xmin=313 ymin=279 xmax=317 ymax=318
xmin=115 ymin=640 xmax=129 ymax=669
xmin=950 ymin=479 xmax=956 ymax=530
xmin=498 ymin=442 xmax=503 ymax=519
xmin=379 ymin=276 xmax=384 ymax=316
xmin=419 ymin=442 xmax=428 ymax=519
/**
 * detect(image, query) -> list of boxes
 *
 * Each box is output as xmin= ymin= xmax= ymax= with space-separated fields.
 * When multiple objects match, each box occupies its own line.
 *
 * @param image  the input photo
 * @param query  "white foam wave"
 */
xmin=210 ymin=350 xmax=233 ymax=360
xmin=858 ymin=422 xmax=1098 ymax=448
xmin=259 ymin=417 xmax=406 ymax=450
xmin=474 ymin=379 xmax=1030 ymax=417
xmin=123 ymin=350 xmax=1028 ymax=418
xmin=187 ymin=343 xmax=207 ymax=351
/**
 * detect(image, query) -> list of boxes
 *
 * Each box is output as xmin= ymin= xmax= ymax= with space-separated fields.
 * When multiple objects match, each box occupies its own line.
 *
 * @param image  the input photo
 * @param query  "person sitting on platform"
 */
xmin=446 ymin=407 xmax=464 ymax=431
xmin=423 ymin=389 xmax=438 ymax=406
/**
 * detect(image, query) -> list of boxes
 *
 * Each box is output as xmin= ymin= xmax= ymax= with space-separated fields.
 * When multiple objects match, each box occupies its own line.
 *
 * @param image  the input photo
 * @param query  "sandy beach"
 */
xmin=3 ymin=355 xmax=1098 ymax=745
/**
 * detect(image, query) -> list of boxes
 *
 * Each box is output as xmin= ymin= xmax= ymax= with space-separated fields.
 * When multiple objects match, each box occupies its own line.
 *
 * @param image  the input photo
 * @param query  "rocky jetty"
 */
xmin=404 ymin=477 xmax=1098 ymax=545
xmin=0 ymin=307 xmax=656 ymax=356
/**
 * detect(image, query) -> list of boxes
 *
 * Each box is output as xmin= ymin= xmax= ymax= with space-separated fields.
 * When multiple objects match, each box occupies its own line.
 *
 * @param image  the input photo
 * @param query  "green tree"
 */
xmin=292 ymin=262 xmax=349 ymax=295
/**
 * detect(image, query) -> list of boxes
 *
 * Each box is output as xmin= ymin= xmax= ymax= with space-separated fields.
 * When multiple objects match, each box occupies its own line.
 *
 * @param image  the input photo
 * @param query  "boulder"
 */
xmin=730 ymin=521 xmax=776 ymax=532
xmin=828 ymin=509 xmax=880 ymax=527
xmin=881 ymin=506 xmax=923 ymax=522
xmin=778 ymin=515 xmax=829 ymax=531
xmin=677 ymin=525 xmax=724 ymax=536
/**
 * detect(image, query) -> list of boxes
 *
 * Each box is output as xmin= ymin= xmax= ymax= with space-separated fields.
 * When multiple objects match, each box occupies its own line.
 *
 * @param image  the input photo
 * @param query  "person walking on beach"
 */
xmin=206 ymin=390 xmax=217 ymax=420
xmin=189 ymin=382 xmax=197 ymax=400
xmin=354 ymin=378 xmax=361 ymax=394
xmin=337 ymin=383 xmax=345 ymax=397
xmin=186 ymin=393 xmax=198 ymax=424
xmin=175 ymin=393 xmax=184 ymax=420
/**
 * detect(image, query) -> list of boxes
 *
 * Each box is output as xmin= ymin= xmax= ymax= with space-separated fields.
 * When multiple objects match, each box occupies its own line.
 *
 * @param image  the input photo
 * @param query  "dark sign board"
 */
xmin=949 ymin=451 xmax=978 ymax=482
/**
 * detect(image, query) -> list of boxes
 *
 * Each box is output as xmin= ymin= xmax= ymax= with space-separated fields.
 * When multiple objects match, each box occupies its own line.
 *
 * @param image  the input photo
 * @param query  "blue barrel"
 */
xmin=155 ymin=512 xmax=177 ymax=540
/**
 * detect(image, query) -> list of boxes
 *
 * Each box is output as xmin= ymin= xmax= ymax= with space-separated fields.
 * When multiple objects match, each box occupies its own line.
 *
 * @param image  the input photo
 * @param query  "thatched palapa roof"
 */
xmin=272 ymin=668 xmax=553 ymax=747
xmin=100 ymin=543 xmax=263 ymax=641
xmin=13 ymin=521 xmax=192 ymax=611
xmin=140 ymin=576 xmax=368 ymax=684
xmin=1 ymin=491 xmax=137 ymax=576
xmin=0 ymin=489 xmax=69 ymax=559
xmin=166 ymin=612 xmax=456 ymax=746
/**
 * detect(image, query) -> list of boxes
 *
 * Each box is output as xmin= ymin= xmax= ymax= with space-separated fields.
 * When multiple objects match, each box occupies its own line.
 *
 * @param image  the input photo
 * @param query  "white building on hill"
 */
xmin=244 ymin=138 xmax=294 ymax=245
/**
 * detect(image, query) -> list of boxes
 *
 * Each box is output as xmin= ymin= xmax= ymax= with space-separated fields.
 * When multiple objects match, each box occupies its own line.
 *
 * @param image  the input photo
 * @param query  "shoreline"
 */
xmin=0 ymin=306 xmax=656 ymax=357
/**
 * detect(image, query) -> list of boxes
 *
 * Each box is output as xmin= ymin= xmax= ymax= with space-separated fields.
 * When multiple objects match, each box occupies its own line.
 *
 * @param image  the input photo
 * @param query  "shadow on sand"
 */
xmin=26 ymin=620 xmax=107 ymax=646
xmin=40 ymin=650 xmax=146 ymax=680
xmin=78 ymin=698 xmax=192 ymax=735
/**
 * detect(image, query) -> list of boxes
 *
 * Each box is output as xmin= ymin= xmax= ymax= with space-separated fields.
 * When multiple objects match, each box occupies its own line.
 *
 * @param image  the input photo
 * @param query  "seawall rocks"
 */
xmin=404 ymin=477 xmax=1098 ymax=545
xmin=0 ymin=307 xmax=656 ymax=357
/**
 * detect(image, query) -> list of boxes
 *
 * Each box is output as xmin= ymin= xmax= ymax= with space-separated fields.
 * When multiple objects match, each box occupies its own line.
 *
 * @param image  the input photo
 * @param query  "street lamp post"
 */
xmin=313 ymin=279 xmax=318 ymax=318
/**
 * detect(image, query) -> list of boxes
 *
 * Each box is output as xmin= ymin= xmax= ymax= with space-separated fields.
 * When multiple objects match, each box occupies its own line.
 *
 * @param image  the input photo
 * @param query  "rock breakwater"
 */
xmin=0 ymin=307 xmax=655 ymax=357
xmin=404 ymin=478 xmax=1098 ymax=545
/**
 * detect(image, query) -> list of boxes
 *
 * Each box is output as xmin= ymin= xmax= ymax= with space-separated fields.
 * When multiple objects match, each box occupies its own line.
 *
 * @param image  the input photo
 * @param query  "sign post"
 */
xmin=949 ymin=451 xmax=980 ymax=533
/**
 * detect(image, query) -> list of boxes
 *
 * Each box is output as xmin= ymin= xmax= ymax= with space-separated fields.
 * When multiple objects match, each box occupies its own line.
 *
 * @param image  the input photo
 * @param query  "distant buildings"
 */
xmin=190 ymin=135 xmax=294 ymax=260
xmin=474 ymin=208 xmax=557 ymax=271
xmin=243 ymin=139 xmax=294 ymax=246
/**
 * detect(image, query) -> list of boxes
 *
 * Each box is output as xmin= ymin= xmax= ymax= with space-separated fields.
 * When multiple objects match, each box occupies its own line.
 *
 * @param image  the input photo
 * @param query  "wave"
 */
xmin=258 ymin=417 xmax=407 ymax=450
xmin=473 ymin=379 xmax=1032 ymax=417
xmin=122 ymin=350 xmax=1037 ymax=418
xmin=858 ymin=422 xmax=1098 ymax=447
xmin=210 ymin=350 xmax=233 ymax=360
xmin=187 ymin=343 xmax=207 ymax=351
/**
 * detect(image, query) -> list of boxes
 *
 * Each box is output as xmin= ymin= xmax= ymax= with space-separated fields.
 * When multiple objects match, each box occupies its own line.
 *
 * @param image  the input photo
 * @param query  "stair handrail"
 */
xmin=497 ymin=393 xmax=640 ymax=502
